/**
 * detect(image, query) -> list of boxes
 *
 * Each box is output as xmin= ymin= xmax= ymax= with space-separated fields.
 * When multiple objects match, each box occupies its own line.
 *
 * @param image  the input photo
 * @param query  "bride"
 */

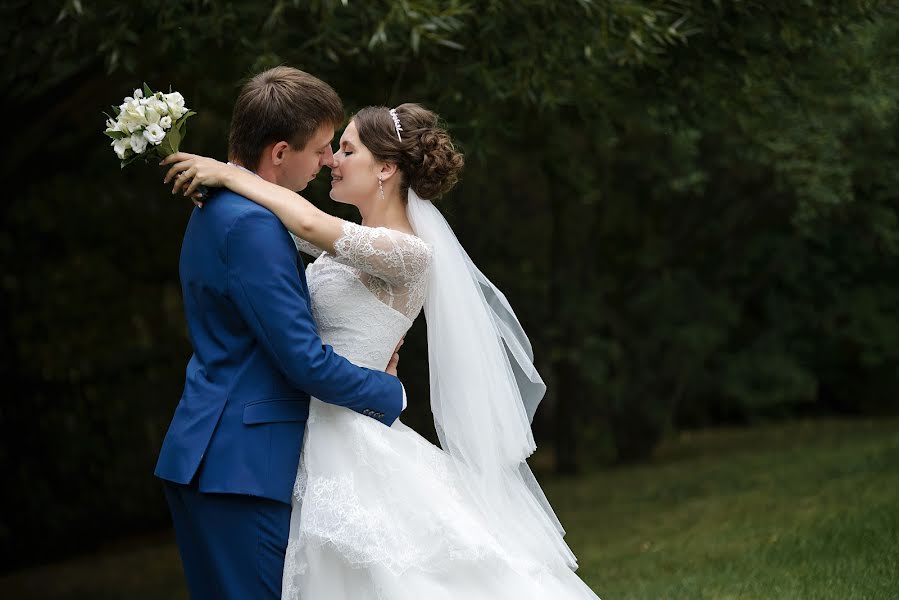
xmin=162 ymin=103 xmax=600 ymax=599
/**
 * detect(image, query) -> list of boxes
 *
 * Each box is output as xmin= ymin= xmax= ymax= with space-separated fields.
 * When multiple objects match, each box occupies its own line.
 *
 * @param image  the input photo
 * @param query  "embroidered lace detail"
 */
xmin=291 ymin=221 xmax=430 ymax=322
xmin=290 ymin=232 xmax=324 ymax=258
xmin=288 ymin=220 xmax=430 ymax=372
xmin=284 ymin=407 xmax=504 ymax=584
xmin=292 ymin=473 xmax=428 ymax=575
xmin=331 ymin=221 xmax=431 ymax=320
xmin=306 ymin=260 xmax=412 ymax=371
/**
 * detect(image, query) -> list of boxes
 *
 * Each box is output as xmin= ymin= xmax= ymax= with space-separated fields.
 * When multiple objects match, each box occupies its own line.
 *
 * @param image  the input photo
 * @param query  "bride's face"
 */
xmin=329 ymin=120 xmax=381 ymax=207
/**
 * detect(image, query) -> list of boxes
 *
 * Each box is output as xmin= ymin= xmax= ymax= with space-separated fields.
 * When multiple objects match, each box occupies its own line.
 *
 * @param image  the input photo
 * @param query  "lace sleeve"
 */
xmin=332 ymin=222 xmax=432 ymax=287
xmin=290 ymin=232 xmax=324 ymax=258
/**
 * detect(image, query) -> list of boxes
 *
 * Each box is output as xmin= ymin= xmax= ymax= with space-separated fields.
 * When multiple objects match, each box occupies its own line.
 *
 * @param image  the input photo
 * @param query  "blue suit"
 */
xmin=156 ymin=190 xmax=403 ymax=599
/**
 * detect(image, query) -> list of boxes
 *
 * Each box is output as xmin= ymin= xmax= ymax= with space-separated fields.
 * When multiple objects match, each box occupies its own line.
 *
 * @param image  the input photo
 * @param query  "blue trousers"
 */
xmin=163 ymin=480 xmax=292 ymax=600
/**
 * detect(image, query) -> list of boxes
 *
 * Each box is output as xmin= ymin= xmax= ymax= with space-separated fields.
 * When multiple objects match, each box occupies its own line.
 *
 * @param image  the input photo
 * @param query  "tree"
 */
xmin=2 ymin=0 xmax=898 ymax=566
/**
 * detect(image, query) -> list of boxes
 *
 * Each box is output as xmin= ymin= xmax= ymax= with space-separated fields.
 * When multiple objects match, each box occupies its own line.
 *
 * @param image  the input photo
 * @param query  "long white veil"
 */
xmin=406 ymin=190 xmax=577 ymax=571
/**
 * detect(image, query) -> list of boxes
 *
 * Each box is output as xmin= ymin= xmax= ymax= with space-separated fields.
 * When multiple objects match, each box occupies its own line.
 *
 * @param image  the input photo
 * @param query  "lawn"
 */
xmin=3 ymin=418 xmax=897 ymax=599
xmin=549 ymin=418 xmax=899 ymax=599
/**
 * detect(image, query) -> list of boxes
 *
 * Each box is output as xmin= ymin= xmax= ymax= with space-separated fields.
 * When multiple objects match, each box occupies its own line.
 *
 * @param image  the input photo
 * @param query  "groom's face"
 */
xmin=279 ymin=125 xmax=336 ymax=192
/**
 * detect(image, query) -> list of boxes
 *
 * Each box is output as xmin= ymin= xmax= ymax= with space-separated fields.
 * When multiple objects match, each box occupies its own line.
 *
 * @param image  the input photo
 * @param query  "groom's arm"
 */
xmin=226 ymin=208 xmax=404 ymax=425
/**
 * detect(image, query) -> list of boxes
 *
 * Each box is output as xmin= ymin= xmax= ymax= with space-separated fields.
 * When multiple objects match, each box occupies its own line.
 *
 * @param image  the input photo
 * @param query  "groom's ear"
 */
xmin=270 ymin=141 xmax=291 ymax=166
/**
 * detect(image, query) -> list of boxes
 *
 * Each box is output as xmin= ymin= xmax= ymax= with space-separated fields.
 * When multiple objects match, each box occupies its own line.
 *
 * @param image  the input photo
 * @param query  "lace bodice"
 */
xmin=293 ymin=221 xmax=431 ymax=370
xmin=283 ymin=221 xmax=598 ymax=600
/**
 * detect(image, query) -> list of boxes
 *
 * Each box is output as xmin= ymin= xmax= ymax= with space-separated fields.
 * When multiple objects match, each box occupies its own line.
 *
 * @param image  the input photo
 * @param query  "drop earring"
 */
xmin=378 ymin=176 xmax=385 ymax=201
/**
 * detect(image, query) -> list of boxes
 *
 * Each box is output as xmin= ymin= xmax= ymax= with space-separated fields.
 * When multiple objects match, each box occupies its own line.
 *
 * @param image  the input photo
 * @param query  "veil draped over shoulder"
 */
xmin=406 ymin=190 xmax=577 ymax=570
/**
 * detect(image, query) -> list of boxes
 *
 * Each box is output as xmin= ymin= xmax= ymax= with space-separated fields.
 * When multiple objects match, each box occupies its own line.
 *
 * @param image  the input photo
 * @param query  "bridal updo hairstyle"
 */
xmin=353 ymin=103 xmax=464 ymax=200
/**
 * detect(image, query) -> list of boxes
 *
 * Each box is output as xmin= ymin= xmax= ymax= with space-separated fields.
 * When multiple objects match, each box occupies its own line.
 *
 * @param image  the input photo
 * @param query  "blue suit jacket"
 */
xmin=155 ymin=190 xmax=404 ymax=503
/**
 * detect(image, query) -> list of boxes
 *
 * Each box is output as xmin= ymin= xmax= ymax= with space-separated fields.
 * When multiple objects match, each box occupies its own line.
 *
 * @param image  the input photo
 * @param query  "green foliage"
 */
xmin=2 ymin=0 xmax=899 ymax=566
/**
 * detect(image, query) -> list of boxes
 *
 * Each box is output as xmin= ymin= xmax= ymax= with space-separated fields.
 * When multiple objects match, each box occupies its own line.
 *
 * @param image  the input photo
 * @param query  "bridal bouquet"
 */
xmin=104 ymin=84 xmax=196 ymax=168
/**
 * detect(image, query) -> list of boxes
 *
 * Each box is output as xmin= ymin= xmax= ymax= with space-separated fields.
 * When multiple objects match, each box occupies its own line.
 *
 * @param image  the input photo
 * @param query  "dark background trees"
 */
xmin=2 ymin=0 xmax=897 ymax=569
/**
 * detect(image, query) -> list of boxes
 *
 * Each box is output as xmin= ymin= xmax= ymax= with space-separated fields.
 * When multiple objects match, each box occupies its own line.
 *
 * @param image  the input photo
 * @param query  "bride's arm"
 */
xmin=161 ymin=152 xmax=344 ymax=254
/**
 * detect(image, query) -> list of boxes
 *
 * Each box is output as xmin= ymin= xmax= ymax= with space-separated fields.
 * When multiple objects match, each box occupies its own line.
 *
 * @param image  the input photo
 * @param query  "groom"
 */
xmin=155 ymin=67 xmax=406 ymax=599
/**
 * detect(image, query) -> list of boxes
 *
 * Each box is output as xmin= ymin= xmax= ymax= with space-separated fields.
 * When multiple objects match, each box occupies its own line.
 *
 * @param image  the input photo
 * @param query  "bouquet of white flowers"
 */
xmin=104 ymin=84 xmax=196 ymax=167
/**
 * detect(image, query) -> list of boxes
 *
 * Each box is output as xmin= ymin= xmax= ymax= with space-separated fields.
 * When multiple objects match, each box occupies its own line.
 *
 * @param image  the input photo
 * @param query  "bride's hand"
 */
xmin=161 ymin=152 xmax=234 ymax=198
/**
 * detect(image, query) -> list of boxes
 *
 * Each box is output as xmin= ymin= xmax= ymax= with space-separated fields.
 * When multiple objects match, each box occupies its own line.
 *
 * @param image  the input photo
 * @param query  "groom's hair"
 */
xmin=228 ymin=66 xmax=343 ymax=171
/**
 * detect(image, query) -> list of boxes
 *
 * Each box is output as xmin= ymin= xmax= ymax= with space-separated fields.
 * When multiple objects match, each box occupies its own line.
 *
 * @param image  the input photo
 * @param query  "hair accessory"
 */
xmin=388 ymin=108 xmax=403 ymax=141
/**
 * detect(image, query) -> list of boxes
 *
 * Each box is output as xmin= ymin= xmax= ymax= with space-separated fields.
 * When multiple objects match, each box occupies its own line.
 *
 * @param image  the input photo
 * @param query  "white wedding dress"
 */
xmin=282 ymin=222 xmax=600 ymax=600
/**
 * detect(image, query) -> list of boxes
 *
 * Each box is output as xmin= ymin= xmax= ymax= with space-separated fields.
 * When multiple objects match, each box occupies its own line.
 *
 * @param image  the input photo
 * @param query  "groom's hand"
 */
xmin=385 ymin=338 xmax=404 ymax=377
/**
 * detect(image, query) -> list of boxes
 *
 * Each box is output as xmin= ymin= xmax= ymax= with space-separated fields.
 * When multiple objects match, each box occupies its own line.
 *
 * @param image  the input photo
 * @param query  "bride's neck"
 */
xmin=359 ymin=191 xmax=409 ymax=231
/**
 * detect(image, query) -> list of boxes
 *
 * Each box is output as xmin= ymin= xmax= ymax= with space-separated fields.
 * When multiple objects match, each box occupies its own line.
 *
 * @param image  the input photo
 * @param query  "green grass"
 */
xmin=3 ymin=419 xmax=897 ymax=599
xmin=544 ymin=418 xmax=899 ymax=599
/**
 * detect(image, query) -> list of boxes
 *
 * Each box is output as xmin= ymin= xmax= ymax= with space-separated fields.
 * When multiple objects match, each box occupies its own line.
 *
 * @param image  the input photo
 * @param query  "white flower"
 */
xmin=163 ymin=91 xmax=184 ymax=107
xmin=120 ymin=100 xmax=147 ymax=130
xmin=163 ymin=92 xmax=187 ymax=118
xmin=133 ymin=88 xmax=144 ymax=100
xmin=145 ymin=107 xmax=161 ymax=125
xmin=159 ymin=115 xmax=173 ymax=130
xmin=117 ymin=119 xmax=136 ymax=135
xmin=130 ymin=131 xmax=148 ymax=154
xmin=146 ymin=96 xmax=168 ymax=115
xmin=143 ymin=123 xmax=166 ymax=145
xmin=112 ymin=137 xmax=131 ymax=160
xmin=105 ymin=118 xmax=122 ymax=133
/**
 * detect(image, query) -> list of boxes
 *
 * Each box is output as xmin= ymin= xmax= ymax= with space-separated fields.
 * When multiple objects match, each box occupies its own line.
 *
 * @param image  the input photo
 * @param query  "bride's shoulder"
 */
xmin=336 ymin=222 xmax=432 ymax=280
xmin=342 ymin=222 xmax=431 ymax=254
